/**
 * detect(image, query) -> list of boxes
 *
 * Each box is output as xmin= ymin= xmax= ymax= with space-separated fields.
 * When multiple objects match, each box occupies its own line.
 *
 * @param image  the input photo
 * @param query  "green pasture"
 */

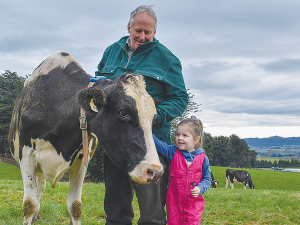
xmin=0 ymin=161 xmax=22 ymax=180
xmin=256 ymin=157 xmax=277 ymax=161
xmin=1 ymin=162 xmax=300 ymax=224
xmin=256 ymin=157 xmax=292 ymax=162
xmin=210 ymin=166 xmax=300 ymax=191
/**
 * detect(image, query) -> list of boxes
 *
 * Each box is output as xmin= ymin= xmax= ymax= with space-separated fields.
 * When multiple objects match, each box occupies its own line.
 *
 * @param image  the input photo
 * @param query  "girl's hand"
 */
xmin=190 ymin=186 xmax=200 ymax=197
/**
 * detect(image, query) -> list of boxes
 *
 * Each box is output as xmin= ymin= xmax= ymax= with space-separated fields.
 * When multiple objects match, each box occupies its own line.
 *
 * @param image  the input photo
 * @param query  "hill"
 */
xmin=244 ymin=136 xmax=300 ymax=148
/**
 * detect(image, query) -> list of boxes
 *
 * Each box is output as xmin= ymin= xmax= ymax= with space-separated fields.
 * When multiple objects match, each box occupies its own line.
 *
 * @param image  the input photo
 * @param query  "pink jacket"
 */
xmin=166 ymin=149 xmax=205 ymax=225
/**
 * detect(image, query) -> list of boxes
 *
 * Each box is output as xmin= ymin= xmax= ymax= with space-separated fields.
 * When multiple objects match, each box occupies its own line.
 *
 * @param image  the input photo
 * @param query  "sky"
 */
xmin=1 ymin=0 xmax=300 ymax=139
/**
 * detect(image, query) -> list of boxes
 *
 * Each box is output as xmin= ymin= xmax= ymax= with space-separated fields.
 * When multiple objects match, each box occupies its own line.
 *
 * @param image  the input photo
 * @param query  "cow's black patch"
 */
xmin=61 ymin=52 xmax=69 ymax=56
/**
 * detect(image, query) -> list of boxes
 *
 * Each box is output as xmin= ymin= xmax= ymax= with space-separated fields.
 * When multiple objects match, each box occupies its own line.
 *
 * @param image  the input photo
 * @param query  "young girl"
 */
xmin=153 ymin=116 xmax=212 ymax=225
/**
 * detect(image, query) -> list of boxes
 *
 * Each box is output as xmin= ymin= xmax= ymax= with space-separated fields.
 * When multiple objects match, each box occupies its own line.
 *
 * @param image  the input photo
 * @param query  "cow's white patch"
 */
xmin=233 ymin=178 xmax=245 ymax=185
xmin=12 ymin=129 xmax=20 ymax=163
xmin=24 ymin=51 xmax=82 ymax=86
xmin=122 ymin=75 xmax=163 ymax=183
xmin=32 ymin=138 xmax=70 ymax=188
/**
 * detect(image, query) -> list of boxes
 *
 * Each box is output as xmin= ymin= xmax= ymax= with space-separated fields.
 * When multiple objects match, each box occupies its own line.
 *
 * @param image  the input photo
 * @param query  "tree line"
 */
xmin=0 ymin=70 xmax=25 ymax=157
xmin=255 ymin=158 xmax=300 ymax=168
xmin=1 ymin=70 xmax=256 ymax=182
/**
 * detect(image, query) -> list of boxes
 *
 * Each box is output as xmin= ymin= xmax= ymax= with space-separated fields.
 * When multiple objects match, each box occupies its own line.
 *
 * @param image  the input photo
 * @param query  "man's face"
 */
xmin=127 ymin=12 xmax=156 ymax=51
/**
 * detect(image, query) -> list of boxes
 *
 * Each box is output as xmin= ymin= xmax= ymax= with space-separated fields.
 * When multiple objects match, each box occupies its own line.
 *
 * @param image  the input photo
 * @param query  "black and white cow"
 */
xmin=211 ymin=171 xmax=218 ymax=188
xmin=9 ymin=52 xmax=164 ymax=225
xmin=225 ymin=169 xmax=255 ymax=189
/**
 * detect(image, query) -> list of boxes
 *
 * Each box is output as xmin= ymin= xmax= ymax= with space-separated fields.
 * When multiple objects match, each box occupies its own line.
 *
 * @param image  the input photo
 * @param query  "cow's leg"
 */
xmin=67 ymin=154 xmax=87 ymax=225
xmin=67 ymin=138 xmax=97 ymax=225
xmin=243 ymin=181 xmax=247 ymax=189
xmin=20 ymin=146 xmax=39 ymax=225
xmin=225 ymin=176 xmax=228 ymax=188
xmin=32 ymin=172 xmax=46 ymax=222
xmin=230 ymin=178 xmax=234 ymax=189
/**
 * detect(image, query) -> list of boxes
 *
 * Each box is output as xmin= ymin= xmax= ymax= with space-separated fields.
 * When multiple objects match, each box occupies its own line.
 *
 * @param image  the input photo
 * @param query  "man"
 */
xmin=95 ymin=5 xmax=189 ymax=225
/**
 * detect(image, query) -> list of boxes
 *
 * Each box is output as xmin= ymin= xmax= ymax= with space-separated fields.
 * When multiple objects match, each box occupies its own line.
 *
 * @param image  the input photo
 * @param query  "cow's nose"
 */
xmin=147 ymin=169 xmax=164 ymax=182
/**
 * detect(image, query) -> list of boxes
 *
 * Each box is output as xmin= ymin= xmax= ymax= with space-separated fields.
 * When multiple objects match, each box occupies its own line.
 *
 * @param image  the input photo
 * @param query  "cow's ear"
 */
xmin=153 ymin=98 xmax=161 ymax=106
xmin=77 ymin=87 xmax=107 ymax=113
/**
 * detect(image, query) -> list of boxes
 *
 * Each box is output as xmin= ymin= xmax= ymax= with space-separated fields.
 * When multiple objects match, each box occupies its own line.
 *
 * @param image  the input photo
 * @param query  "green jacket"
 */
xmin=96 ymin=36 xmax=188 ymax=144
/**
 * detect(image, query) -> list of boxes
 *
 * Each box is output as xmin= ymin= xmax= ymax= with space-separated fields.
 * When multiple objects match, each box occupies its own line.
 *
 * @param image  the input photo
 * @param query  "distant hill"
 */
xmin=244 ymin=136 xmax=300 ymax=148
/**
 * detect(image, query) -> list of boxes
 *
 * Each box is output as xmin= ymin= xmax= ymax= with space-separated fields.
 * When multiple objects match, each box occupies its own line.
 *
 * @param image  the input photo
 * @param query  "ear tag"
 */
xmin=90 ymin=98 xmax=98 ymax=112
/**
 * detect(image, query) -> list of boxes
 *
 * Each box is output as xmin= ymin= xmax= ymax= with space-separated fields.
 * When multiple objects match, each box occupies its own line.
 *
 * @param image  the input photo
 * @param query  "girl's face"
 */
xmin=175 ymin=125 xmax=200 ymax=153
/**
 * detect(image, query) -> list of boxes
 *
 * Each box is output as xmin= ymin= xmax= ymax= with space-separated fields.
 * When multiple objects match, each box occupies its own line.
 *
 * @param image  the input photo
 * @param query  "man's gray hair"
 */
xmin=128 ymin=5 xmax=157 ymax=31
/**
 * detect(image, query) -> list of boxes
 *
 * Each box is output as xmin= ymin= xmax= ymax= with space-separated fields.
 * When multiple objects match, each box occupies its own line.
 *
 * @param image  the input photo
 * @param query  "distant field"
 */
xmin=1 ymin=162 xmax=300 ymax=224
xmin=256 ymin=157 xmax=279 ymax=161
xmin=256 ymin=156 xmax=300 ymax=161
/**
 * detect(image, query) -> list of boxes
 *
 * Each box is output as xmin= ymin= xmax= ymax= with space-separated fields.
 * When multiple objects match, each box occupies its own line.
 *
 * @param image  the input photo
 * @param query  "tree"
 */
xmin=203 ymin=132 xmax=214 ymax=163
xmin=212 ymin=136 xmax=233 ymax=167
xmin=248 ymin=149 xmax=257 ymax=168
xmin=0 ymin=70 xmax=25 ymax=156
xmin=230 ymin=134 xmax=256 ymax=168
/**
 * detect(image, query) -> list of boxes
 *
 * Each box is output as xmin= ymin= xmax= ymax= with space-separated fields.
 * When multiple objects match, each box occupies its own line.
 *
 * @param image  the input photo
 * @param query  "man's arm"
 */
xmin=155 ymin=59 xmax=189 ymax=124
xmin=95 ymin=47 xmax=110 ymax=76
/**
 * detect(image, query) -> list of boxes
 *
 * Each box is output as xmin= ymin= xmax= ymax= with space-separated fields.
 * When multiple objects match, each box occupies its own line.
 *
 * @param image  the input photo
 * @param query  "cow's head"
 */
xmin=249 ymin=180 xmax=255 ymax=189
xmin=211 ymin=180 xmax=218 ymax=188
xmin=77 ymin=74 xmax=164 ymax=183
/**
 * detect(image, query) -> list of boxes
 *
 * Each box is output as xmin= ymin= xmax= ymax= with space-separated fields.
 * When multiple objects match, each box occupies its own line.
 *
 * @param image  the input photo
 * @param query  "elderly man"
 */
xmin=95 ymin=5 xmax=189 ymax=225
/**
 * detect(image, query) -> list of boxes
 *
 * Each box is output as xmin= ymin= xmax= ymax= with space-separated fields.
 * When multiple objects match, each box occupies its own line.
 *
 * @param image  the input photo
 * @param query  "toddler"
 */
xmin=153 ymin=116 xmax=212 ymax=224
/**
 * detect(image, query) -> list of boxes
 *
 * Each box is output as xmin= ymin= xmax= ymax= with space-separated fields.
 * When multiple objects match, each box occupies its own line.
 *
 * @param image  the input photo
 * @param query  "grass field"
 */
xmin=210 ymin=166 xmax=300 ymax=191
xmin=0 ymin=161 xmax=22 ymax=180
xmin=256 ymin=157 xmax=295 ymax=162
xmin=1 ymin=162 xmax=300 ymax=224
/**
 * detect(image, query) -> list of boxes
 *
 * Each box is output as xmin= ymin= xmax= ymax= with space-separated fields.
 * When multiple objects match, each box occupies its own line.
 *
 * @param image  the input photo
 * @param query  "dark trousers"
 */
xmin=104 ymin=154 xmax=169 ymax=225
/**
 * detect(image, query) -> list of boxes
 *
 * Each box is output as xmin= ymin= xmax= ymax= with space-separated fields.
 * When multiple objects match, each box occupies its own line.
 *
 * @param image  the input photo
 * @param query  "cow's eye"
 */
xmin=120 ymin=110 xmax=129 ymax=118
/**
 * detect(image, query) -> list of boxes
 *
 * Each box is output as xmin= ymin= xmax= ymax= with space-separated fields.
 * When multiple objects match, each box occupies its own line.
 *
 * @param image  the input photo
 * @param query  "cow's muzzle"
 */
xmin=146 ymin=169 xmax=164 ymax=182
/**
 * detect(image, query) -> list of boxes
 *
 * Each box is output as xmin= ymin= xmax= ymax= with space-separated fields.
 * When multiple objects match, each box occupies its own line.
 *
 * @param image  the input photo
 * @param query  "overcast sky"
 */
xmin=1 ymin=0 xmax=300 ymax=138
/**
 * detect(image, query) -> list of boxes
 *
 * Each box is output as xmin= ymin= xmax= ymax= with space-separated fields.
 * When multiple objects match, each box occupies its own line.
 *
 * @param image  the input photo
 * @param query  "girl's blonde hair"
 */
xmin=178 ymin=116 xmax=203 ymax=149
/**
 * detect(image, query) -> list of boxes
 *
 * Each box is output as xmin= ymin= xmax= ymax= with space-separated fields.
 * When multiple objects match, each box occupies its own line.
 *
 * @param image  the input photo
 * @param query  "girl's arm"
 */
xmin=198 ymin=155 xmax=212 ymax=195
xmin=152 ymin=134 xmax=176 ymax=163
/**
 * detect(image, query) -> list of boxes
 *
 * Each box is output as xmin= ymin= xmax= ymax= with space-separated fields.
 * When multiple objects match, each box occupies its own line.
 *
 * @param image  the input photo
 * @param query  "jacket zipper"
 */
xmin=119 ymin=45 xmax=131 ymax=69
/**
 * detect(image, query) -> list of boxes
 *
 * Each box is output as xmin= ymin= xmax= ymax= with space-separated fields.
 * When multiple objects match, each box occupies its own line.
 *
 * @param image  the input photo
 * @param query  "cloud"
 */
xmin=259 ymin=58 xmax=300 ymax=73
xmin=1 ymin=0 xmax=300 ymax=138
xmin=183 ymin=59 xmax=300 ymax=119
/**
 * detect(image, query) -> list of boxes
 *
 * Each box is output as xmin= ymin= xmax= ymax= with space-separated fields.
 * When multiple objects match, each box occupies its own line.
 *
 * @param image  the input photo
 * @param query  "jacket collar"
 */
xmin=117 ymin=36 xmax=159 ymax=55
xmin=181 ymin=148 xmax=204 ymax=163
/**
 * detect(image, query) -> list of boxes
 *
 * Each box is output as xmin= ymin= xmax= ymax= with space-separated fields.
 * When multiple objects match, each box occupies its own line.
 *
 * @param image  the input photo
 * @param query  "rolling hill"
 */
xmin=244 ymin=136 xmax=300 ymax=148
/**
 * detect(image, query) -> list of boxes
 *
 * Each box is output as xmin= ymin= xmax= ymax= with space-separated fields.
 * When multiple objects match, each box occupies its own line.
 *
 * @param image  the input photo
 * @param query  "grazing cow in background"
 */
xmin=211 ymin=171 xmax=218 ymax=188
xmin=225 ymin=169 xmax=255 ymax=189
xmin=9 ymin=52 xmax=164 ymax=225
